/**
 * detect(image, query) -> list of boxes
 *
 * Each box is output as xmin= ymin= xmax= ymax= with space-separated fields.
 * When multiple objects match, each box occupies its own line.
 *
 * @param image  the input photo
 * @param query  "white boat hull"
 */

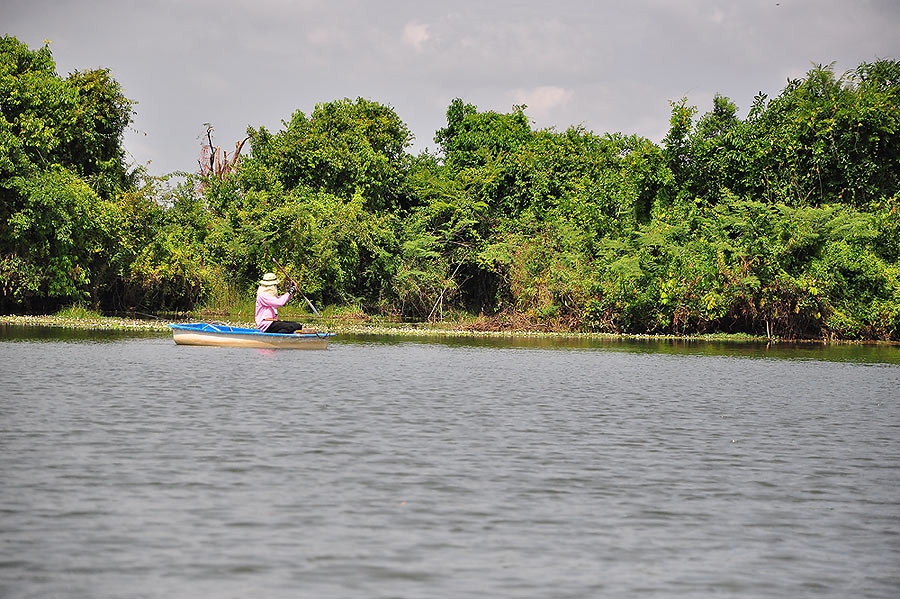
xmin=169 ymin=323 xmax=332 ymax=350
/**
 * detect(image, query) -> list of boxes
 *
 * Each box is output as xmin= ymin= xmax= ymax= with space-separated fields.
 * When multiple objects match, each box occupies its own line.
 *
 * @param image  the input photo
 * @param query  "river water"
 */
xmin=1 ymin=325 xmax=898 ymax=598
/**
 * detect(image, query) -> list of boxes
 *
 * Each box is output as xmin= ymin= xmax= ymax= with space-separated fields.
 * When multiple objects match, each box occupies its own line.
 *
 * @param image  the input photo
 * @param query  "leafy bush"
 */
xmin=2 ymin=38 xmax=898 ymax=339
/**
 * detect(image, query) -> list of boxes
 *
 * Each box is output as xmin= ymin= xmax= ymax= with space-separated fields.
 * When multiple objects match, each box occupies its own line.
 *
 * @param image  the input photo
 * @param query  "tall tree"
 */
xmin=0 ymin=36 xmax=134 ymax=310
xmin=244 ymin=97 xmax=413 ymax=212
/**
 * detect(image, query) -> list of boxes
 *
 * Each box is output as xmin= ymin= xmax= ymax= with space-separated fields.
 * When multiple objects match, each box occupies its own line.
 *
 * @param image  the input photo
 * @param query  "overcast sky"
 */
xmin=6 ymin=0 xmax=899 ymax=176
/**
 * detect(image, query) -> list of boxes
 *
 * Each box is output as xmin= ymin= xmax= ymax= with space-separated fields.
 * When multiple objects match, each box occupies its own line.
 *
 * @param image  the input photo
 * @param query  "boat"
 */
xmin=168 ymin=322 xmax=334 ymax=349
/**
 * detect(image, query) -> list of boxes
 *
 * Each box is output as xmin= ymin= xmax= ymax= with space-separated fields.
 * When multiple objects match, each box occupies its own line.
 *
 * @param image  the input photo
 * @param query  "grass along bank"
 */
xmin=7 ymin=301 xmax=890 ymax=343
xmin=0 ymin=308 xmax=803 ymax=343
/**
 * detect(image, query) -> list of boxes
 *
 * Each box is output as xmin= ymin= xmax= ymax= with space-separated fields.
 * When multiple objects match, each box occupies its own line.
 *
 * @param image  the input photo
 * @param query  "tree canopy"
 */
xmin=2 ymin=36 xmax=898 ymax=339
xmin=1 ymin=36 xmax=133 ymax=310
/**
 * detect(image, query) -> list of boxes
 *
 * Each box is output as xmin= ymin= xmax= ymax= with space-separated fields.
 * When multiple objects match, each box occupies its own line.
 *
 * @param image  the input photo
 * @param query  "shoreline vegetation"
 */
xmin=3 ymin=312 xmax=897 ymax=346
xmin=3 ymin=37 xmax=899 ymax=341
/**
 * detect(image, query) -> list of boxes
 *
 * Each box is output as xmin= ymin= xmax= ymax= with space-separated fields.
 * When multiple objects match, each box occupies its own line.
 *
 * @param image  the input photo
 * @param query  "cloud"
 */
xmin=510 ymin=86 xmax=574 ymax=122
xmin=403 ymin=22 xmax=431 ymax=51
xmin=709 ymin=7 xmax=727 ymax=25
xmin=307 ymin=26 xmax=350 ymax=48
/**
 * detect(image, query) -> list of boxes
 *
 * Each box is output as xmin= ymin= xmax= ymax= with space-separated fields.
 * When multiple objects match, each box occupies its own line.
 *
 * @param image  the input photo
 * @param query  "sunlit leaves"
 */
xmin=245 ymin=97 xmax=413 ymax=212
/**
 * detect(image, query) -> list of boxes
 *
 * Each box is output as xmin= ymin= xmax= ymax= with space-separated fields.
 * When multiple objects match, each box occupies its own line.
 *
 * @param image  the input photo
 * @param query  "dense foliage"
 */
xmin=1 ymin=37 xmax=133 ymax=310
xmin=2 ymin=36 xmax=898 ymax=339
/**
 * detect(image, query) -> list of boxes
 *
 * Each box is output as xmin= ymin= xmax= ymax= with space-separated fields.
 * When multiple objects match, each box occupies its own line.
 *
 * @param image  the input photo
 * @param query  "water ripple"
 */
xmin=1 ymin=335 xmax=898 ymax=598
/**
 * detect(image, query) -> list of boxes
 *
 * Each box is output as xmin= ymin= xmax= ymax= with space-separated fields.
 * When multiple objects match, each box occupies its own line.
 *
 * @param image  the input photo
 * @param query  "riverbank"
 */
xmin=1 ymin=313 xmax=885 ymax=344
xmin=0 ymin=313 xmax=730 ymax=339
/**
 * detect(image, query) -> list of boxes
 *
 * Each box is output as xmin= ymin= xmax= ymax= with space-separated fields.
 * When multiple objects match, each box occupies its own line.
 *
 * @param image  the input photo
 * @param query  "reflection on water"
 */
xmin=2 ymin=324 xmax=898 ymax=364
xmin=340 ymin=331 xmax=900 ymax=364
xmin=1 ymin=326 xmax=898 ymax=598
xmin=0 ymin=323 xmax=161 ymax=343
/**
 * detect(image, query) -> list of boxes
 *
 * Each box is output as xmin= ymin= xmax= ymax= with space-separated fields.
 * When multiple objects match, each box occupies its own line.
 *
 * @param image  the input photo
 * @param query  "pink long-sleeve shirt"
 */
xmin=255 ymin=290 xmax=291 ymax=331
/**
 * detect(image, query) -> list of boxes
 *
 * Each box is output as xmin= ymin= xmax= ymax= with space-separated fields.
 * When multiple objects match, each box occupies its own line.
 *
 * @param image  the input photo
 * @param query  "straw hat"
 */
xmin=258 ymin=272 xmax=280 ymax=286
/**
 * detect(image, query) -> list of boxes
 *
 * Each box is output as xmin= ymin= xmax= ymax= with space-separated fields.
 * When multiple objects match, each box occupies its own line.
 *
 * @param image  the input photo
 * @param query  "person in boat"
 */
xmin=255 ymin=272 xmax=304 ymax=333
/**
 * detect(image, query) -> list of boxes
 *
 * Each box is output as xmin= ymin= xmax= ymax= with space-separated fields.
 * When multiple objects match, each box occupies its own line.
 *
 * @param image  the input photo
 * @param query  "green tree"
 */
xmin=1 ymin=37 xmax=134 ymax=311
xmin=4 ymin=167 xmax=119 ymax=309
xmin=244 ymin=97 xmax=413 ymax=211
